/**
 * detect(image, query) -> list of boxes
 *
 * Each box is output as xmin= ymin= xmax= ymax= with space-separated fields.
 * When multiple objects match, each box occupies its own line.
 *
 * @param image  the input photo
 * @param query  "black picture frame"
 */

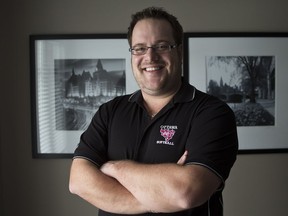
xmin=30 ymin=34 xmax=137 ymax=158
xmin=184 ymin=32 xmax=288 ymax=154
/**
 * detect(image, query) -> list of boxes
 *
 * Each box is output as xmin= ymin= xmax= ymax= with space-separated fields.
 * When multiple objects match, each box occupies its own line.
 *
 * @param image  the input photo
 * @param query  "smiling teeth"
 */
xmin=146 ymin=67 xmax=160 ymax=71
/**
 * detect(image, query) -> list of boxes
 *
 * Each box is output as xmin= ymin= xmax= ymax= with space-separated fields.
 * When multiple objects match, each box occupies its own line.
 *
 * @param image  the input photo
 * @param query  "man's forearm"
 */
xmin=101 ymin=160 xmax=194 ymax=213
xmin=69 ymin=158 xmax=147 ymax=214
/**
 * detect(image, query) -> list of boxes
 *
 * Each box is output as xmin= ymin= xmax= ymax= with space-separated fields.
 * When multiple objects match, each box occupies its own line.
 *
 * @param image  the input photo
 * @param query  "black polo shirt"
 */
xmin=74 ymin=80 xmax=238 ymax=216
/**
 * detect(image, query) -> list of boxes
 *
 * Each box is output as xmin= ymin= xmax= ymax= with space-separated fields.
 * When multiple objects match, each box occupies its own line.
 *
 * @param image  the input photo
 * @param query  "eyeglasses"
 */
xmin=129 ymin=43 xmax=178 ymax=55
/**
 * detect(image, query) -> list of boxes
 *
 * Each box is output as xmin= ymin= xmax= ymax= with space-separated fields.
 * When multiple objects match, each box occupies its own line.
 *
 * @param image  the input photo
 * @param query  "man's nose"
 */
xmin=145 ymin=47 xmax=159 ymax=60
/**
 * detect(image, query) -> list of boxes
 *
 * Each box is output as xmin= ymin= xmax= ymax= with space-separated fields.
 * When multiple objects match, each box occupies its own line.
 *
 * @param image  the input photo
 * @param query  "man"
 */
xmin=69 ymin=7 xmax=238 ymax=216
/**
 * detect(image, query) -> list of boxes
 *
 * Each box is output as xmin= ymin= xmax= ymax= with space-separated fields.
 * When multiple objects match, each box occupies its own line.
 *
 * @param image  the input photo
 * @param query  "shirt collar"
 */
xmin=173 ymin=79 xmax=196 ymax=103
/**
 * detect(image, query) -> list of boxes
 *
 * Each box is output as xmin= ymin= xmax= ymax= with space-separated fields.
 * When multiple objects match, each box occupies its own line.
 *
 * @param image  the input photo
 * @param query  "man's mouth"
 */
xmin=144 ymin=66 xmax=163 ymax=72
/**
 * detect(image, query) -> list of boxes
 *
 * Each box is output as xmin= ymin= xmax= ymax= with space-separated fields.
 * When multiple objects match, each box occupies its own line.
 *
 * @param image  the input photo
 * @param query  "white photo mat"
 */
xmin=30 ymin=35 xmax=138 ymax=158
xmin=184 ymin=33 xmax=288 ymax=153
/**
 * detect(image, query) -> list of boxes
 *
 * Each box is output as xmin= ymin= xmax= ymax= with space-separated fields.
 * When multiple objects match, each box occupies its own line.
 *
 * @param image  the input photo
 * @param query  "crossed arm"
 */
xmin=69 ymin=151 xmax=221 ymax=214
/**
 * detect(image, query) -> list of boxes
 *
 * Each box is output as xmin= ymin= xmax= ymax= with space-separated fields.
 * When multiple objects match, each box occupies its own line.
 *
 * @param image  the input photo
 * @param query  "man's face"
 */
xmin=130 ymin=18 xmax=182 ymax=96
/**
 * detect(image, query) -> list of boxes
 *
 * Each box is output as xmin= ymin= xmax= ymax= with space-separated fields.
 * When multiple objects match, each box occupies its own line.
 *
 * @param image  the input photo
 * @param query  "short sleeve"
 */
xmin=73 ymin=103 xmax=110 ymax=167
xmin=185 ymin=95 xmax=238 ymax=181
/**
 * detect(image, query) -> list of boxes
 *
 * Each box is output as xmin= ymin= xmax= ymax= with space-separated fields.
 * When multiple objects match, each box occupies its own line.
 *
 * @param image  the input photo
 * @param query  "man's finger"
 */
xmin=177 ymin=150 xmax=188 ymax=165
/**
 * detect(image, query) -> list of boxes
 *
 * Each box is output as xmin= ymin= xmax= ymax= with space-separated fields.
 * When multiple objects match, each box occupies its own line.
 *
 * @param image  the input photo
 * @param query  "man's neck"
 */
xmin=142 ymin=81 xmax=182 ymax=118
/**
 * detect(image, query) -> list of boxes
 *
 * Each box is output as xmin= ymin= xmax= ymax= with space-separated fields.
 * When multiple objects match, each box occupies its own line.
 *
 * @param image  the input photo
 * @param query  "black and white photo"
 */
xmin=206 ymin=55 xmax=275 ymax=127
xmin=30 ymin=34 xmax=137 ymax=157
xmin=55 ymin=58 xmax=126 ymax=131
xmin=184 ymin=33 xmax=288 ymax=153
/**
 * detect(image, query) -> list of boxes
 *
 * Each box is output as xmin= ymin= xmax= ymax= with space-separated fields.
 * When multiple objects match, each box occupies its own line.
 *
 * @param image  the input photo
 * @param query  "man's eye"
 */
xmin=134 ymin=47 xmax=146 ymax=52
xmin=156 ymin=44 xmax=169 ymax=50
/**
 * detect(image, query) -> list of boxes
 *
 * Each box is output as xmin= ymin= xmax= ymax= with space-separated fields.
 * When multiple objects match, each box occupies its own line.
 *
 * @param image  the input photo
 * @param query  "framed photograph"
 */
xmin=30 ymin=34 xmax=138 ymax=158
xmin=184 ymin=32 xmax=288 ymax=153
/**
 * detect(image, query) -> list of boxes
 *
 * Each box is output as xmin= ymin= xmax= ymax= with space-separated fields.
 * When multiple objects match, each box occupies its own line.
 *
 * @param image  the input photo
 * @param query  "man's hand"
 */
xmin=177 ymin=150 xmax=188 ymax=165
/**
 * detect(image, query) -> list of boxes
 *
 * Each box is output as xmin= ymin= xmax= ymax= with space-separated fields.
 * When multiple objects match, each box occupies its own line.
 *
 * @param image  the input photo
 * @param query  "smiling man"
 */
xmin=69 ymin=7 xmax=238 ymax=216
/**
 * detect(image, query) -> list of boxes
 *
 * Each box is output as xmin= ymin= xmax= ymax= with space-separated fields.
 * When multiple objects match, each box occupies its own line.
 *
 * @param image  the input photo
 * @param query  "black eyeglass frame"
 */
xmin=129 ymin=44 xmax=178 ymax=55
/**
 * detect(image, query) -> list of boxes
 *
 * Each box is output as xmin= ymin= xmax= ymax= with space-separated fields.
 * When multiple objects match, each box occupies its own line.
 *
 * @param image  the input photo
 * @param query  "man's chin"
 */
xmin=141 ymin=85 xmax=166 ymax=96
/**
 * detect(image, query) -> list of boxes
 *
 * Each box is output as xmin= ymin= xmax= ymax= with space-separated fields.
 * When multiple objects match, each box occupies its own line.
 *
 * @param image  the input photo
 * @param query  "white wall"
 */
xmin=1 ymin=0 xmax=288 ymax=215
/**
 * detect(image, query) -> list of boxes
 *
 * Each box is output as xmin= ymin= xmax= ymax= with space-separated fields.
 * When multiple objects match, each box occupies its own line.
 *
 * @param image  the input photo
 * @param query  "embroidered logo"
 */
xmin=157 ymin=125 xmax=177 ymax=146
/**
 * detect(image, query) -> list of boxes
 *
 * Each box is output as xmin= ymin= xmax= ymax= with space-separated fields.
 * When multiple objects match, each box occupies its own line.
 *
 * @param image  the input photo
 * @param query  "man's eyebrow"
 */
xmin=132 ymin=40 xmax=171 ymax=47
xmin=155 ymin=40 xmax=171 ymax=43
xmin=132 ymin=43 xmax=146 ymax=46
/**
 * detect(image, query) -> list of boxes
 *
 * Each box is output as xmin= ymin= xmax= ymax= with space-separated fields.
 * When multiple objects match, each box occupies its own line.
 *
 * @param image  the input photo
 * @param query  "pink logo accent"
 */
xmin=160 ymin=129 xmax=175 ymax=142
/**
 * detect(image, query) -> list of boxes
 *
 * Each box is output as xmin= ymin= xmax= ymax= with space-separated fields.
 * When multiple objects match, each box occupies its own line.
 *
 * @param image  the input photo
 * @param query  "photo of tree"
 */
xmin=206 ymin=56 xmax=275 ymax=126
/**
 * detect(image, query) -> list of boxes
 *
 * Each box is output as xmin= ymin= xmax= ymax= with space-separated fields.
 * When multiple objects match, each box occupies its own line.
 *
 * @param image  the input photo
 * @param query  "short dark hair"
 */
xmin=127 ymin=7 xmax=183 ymax=47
